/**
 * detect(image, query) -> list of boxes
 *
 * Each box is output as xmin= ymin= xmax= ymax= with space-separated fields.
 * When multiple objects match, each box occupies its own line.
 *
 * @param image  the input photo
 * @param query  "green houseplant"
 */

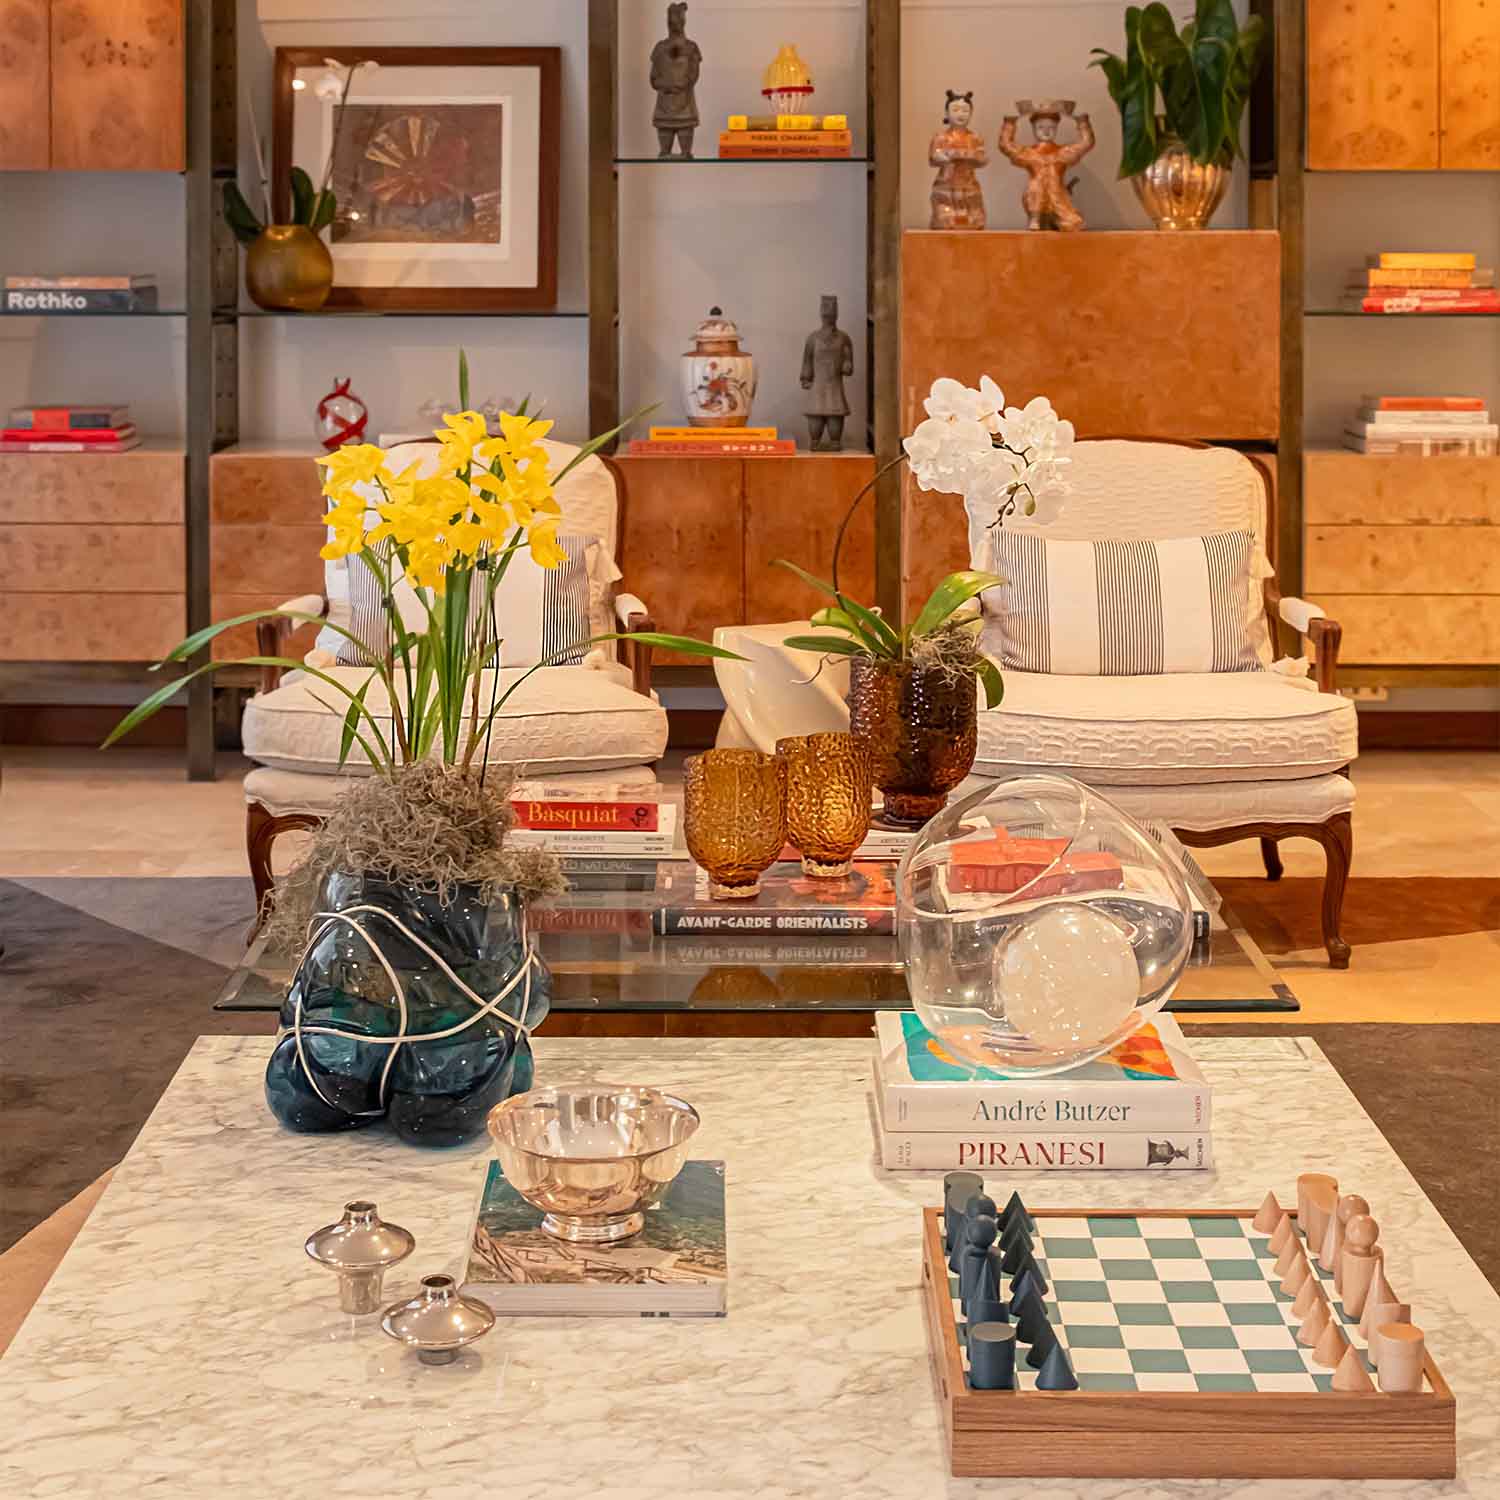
xmin=1091 ymin=0 xmax=1264 ymax=229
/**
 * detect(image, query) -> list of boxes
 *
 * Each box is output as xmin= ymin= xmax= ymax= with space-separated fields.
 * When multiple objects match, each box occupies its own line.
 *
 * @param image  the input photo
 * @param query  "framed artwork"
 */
xmin=272 ymin=47 xmax=560 ymax=311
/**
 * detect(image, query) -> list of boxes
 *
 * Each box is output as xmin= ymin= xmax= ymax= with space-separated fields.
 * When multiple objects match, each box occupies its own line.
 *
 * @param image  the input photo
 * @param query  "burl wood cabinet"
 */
xmin=0 ymin=0 xmax=183 ymax=169
xmin=1308 ymin=0 xmax=1500 ymax=170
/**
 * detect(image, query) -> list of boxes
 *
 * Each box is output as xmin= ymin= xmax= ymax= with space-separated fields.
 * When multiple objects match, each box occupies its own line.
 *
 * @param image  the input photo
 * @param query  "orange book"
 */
xmin=950 ymin=834 xmax=1125 ymax=896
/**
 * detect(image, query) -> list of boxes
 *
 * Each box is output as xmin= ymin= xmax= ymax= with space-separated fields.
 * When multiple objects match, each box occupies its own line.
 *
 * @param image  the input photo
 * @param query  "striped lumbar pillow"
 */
xmin=987 ymin=530 xmax=1260 ymax=675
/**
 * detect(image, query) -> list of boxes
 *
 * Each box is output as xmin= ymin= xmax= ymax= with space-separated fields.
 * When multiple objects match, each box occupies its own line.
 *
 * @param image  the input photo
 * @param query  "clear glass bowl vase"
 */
xmin=895 ymin=774 xmax=1193 ymax=1076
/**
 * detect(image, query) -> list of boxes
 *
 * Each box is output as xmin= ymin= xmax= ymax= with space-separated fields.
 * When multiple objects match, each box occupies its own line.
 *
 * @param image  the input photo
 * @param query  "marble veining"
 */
xmin=1 ymin=1035 xmax=1498 ymax=1498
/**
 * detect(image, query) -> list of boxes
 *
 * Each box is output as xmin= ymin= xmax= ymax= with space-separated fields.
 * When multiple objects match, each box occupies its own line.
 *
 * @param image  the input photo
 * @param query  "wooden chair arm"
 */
xmin=620 ymin=610 xmax=656 ymax=697
xmin=1307 ymin=616 xmax=1343 ymax=696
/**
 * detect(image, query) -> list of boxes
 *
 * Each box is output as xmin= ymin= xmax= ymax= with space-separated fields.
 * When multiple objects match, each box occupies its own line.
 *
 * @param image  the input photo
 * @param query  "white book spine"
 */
xmin=878 ymin=1078 xmax=1212 ymax=1133
xmin=506 ymin=831 xmax=676 ymax=854
xmin=878 ymin=1126 xmax=1214 ymax=1171
xmin=1359 ymin=408 xmax=1490 ymax=425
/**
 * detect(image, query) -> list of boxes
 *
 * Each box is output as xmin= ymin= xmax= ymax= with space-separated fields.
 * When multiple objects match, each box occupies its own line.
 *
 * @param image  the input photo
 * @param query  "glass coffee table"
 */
xmin=215 ymin=799 xmax=1296 ymax=1020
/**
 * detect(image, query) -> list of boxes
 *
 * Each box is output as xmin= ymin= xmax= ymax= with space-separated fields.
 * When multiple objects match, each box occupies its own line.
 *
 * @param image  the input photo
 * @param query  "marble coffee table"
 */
xmin=2 ymin=1035 xmax=1497 ymax=1498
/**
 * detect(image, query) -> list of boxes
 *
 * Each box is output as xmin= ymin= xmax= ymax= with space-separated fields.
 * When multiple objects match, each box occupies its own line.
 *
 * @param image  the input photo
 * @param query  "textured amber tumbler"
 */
xmin=776 ymin=731 xmax=872 ymax=878
xmin=683 ymin=748 xmax=788 ymax=899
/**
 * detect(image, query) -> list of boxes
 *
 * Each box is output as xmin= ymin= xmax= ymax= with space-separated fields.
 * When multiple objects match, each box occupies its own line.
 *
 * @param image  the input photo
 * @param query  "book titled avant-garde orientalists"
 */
xmin=873 ymin=1011 xmax=1212 ymax=1170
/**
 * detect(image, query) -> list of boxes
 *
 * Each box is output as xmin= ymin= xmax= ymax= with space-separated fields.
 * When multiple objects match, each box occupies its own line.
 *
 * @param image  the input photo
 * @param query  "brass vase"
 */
xmin=245 ymin=225 xmax=333 ymax=312
xmin=1130 ymin=135 xmax=1230 ymax=230
xmin=847 ymin=658 xmax=978 ymax=828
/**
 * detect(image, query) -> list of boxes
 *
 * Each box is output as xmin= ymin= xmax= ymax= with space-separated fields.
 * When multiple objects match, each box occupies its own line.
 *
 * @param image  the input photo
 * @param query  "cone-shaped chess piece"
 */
xmin=1297 ymin=1173 xmax=1337 ymax=1238
xmin=1274 ymin=1236 xmax=1303 ymax=1275
xmin=1000 ymin=1190 xmax=1035 ymax=1234
xmin=1292 ymin=1274 xmax=1327 ymax=1320
xmin=1026 ymin=1319 xmax=1059 ymax=1368
xmin=1298 ymin=1296 xmax=1330 ymax=1347
xmin=1318 ymin=1202 xmax=1341 ymax=1273
xmin=1332 ymin=1344 xmax=1374 ymax=1392
xmin=1280 ymin=1252 xmax=1312 ymax=1297
xmin=1366 ymin=1302 xmax=1411 ymax=1369
xmin=1014 ymin=1288 xmax=1049 ymax=1345
xmin=968 ymin=1321 xmax=1017 ymax=1391
xmin=1376 ymin=1323 xmax=1425 ymax=1393
xmin=1252 ymin=1191 xmax=1283 ymax=1234
xmin=1035 ymin=1341 xmax=1078 ymax=1391
xmin=1358 ymin=1261 xmax=1397 ymax=1340
xmin=951 ymin=1193 xmax=996 ymax=1273
xmin=1000 ymin=1215 xmax=1031 ymax=1251
xmin=1009 ymin=1258 xmax=1049 ymax=1300
xmin=1268 ymin=1213 xmax=1296 ymax=1254
xmin=1330 ymin=1193 xmax=1368 ymax=1290
xmin=1314 ymin=1317 xmax=1350 ymax=1368
xmin=1340 ymin=1214 xmax=1381 ymax=1318
xmin=1009 ymin=1266 xmax=1044 ymax=1313
xmin=1001 ymin=1234 xmax=1035 ymax=1277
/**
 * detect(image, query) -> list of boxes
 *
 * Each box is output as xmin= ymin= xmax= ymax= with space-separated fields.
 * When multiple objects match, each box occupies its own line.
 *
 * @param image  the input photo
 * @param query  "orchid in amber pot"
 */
xmin=778 ymin=375 xmax=1073 ymax=824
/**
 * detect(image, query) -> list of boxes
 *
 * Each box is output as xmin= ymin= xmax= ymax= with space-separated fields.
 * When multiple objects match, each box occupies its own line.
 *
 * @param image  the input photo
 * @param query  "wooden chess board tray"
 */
xmin=920 ymin=1206 xmax=1457 ymax=1479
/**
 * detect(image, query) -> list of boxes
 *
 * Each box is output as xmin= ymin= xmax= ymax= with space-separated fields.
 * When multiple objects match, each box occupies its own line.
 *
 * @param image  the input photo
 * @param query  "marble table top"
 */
xmin=3 ymin=1035 xmax=1498 ymax=1499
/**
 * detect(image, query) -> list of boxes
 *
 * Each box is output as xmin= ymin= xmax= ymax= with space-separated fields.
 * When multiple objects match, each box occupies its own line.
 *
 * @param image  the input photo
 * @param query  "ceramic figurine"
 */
xmin=998 ymin=99 xmax=1094 ymax=231
xmin=651 ymin=3 xmax=702 ymax=159
xmin=800 ymin=294 xmax=853 ymax=451
xmin=929 ymin=90 xmax=988 ymax=231
xmin=681 ymin=306 xmax=757 ymax=427
xmin=315 ymin=377 xmax=368 ymax=451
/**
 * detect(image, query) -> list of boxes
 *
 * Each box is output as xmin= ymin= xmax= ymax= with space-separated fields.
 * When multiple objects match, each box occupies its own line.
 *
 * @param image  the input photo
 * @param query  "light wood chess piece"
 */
xmin=1268 ymin=1212 xmax=1295 ymax=1254
xmin=1314 ymin=1317 xmax=1350 ymax=1369
xmin=1340 ymin=1213 xmax=1382 ymax=1318
xmin=1304 ymin=1183 xmax=1337 ymax=1253
xmin=1297 ymin=1172 xmax=1336 ymax=1234
xmin=1292 ymin=1274 xmax=1327 ymax=1319
xmin=1328 ymin=1193 xmax=1369 ymax=1287
xmin=1252 ymin=1191 xmax=1282 ymax=1234
xmin=1359 ymin=1261 xmax=1398 ymax=1339
xmin=1274 ymin=1234 xmax=1303 ymax=1276
xmin=1367 ymin=1302 xmax=1412 ymax=1368
xmin=1333 ymin=1344 xmax=1375 ymax=1391
xmin=1377 ymin=1323 xmax=1426 ymax=1393
xmin=1298 ymin=1296 xmax=1330 ymax=1348
xmin=1280 ymin=1251 xmax=1312 ymax=1297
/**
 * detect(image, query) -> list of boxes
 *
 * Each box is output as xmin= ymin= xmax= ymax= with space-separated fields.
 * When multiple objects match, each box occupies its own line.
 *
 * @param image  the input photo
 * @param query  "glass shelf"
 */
xmin=0 ymin=308 xmax=184 ymax=317
xmin=1306 ymin=309 xmax=1500 ymax=318
xmin=614 ymin=155 xmax=871 ymax=165
xmin=232 ymin=308 xmax=589 ymax=319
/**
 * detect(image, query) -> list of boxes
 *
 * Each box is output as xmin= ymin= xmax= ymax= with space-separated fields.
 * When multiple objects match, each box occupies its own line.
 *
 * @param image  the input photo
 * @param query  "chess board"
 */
xmin=921 ymin=1207 xmax=1456 ymax=1478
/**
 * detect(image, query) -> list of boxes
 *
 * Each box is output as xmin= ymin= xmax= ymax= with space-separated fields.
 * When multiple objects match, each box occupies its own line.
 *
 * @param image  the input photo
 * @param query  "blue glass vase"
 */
xmin=265 ymin=870 xmax=550 ymax=1147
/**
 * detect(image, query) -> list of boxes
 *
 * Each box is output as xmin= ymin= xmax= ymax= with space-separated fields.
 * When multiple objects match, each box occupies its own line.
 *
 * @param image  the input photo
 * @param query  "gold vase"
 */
xmin=683 ymin=748 xmax=788 ymax=898
xmin=776 ymin=731 xmax=872 ymax=878
xmin=847 ymin=658 xmax=978 ymax=828
xmin=245 ymin=225 xmax=334 ymax=312
xmin=1130 ymin=136 xmax=1230 ymax=230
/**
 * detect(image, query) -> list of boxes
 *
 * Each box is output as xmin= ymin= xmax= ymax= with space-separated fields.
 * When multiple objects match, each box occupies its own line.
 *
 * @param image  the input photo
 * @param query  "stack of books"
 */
xmin=627 ymin=424 xmax=793 ymax=456
xmin=504 ymin=785 xmax=677 ymax=864
xmin=1343 ymin=395 xmax=1497 ymax=456
xmin=2 ymin=404 xmax=139 ymax=454
xmin=719 ymin=113 xmax=851 ymax=159
xmin=3 ymin=275 xmax=158 ymax=313
xmin=872 ymin=1010 xmax=1213 ymax=1171
xmin=652 ymin=858 xmax=897 ymax=935
xmin=1345 ymin=253 xmax=1498 ymax=314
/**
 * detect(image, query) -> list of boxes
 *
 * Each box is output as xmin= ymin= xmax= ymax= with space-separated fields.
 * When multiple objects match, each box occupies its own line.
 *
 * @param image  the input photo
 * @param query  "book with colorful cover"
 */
xmin=720 ymin=130 xmax=852 ymax=147
xmin=652 ymin=858 xmax=896 ymax=935
xmin=627 ymin=438 xmax=796 ymax=456
xmin=873 ymin=1010 xmax=1212 ymax=1134
xmin=1357 ymin=407 xmax=1489 ymax=425
xmin=462 ymin=1158 xmax=727 ymax=1316
xmin=511 ymin=798 xmax=662 ymax=833
xmin=648 ymin=425 xmax=779 ymax=441
xmin=1361 ymin=394 xmax=1486 ymax=411
xmin=9 ymin=404 xmax=130 ymax=429
xmin=727 ymin=114 xmax=847 ymax=131
xmin=1371 ymin=252 xmax=1476 ymax=270
xmin=1352 ymin=266 xmax=1493 ymax=289
xmin=717 ymin=143 xmax=853 ymax=159
xmin=1344 ymin=293 xmax=1500 ymax=313
xmin=0 ymin=435 xmax=142 ymax=453
xmin=1 ymin=424 xmax=136 ymax=444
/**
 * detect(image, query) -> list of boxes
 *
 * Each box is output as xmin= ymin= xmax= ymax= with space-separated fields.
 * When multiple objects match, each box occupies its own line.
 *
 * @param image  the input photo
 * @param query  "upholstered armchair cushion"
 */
xmin=975 ymin=670 xmax=1358 ymax=786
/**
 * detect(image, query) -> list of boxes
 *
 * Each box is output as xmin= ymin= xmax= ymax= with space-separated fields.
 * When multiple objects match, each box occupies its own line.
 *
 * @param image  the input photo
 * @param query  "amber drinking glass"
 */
xmin=683 ymin=748 xmax=788 ymax=898
xmin=776 ymin=731 xmax=872 ymax=878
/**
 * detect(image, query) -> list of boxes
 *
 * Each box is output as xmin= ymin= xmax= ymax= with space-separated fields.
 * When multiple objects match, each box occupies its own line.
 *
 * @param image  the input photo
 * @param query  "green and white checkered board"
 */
xmin=952 ymin=1215 xmax=1379 ymax=1394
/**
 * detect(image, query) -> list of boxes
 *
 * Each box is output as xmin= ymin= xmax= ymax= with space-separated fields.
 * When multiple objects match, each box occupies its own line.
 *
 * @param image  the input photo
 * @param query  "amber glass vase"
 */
xmin=776 ymin=731 xmax=872 ymax=878
xmin=683 ymin=748 xmax=788 ymax=898
xmin=246 ymin=225 xmax=334 ymax=312
xmin=847 ymin=658 xmax=978 ymax=827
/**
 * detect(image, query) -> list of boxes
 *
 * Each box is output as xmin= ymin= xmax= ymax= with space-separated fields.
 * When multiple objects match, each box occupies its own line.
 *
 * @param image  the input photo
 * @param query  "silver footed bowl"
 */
xmin=487 ymin=1085 xmax=700 ymax=1244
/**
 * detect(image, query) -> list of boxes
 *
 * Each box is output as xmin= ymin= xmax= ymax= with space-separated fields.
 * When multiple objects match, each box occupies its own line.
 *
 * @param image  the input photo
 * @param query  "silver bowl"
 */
xmin=486 ymin=1085 xmax=700 ymax=1244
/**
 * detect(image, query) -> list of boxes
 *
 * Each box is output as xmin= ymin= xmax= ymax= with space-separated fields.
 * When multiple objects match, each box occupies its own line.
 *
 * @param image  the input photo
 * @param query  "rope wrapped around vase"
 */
xmin=277 ymin=901 xmax=537 ymax=1119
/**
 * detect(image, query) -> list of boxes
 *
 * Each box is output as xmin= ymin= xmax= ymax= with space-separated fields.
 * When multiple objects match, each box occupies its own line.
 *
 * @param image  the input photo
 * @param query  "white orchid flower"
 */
xmin=922 ymin=377 xmax=986 ymax=425
xmin=314 ymin=68 xmax=346 ymax=103
xmin=904 ymin=414 xmax=992 ymax=494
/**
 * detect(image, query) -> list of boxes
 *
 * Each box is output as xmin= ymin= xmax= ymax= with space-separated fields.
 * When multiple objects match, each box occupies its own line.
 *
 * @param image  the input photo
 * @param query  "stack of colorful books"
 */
xmin=627 ymin=424 xmax=793 ymax=456
xmin=1343 ymin=395 xmax=1497 ymax=456
xmin=3 ymin=274 xmax=158 ymax=313
xmin=504 ymin=784 xmax=678 ymax=864
xmin=2 ymin=404 xmax=139 ymax=454
xmin=872 ymin=1010 xmax=1214 ymax=1171
xmin=1344 ymin=253 xmax=1497 ymax=314
xmin=719 ymin=113 xmax=851 ymax=159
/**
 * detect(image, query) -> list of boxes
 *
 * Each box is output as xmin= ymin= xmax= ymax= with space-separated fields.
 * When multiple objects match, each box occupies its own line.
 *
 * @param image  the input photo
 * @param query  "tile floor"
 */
xmin=1 ymin=745 xmax=1497 ymax=1023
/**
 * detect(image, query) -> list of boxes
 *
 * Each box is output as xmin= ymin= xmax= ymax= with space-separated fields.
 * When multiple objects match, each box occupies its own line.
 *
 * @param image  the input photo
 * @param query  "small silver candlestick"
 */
xmin=381 ymin=1274 xmax=496 ymax=1365
xmin=305 ymin=1201 xmax=416 ymax=1315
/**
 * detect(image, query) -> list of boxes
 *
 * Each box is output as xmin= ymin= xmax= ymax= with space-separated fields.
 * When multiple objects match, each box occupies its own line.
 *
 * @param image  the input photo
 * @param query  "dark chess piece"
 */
xmin=1009 ymin=1265 xmax=1044 ymax=1312
xmin=1027 ymin=1318 xmax=1059 ymax=1368
xmin=1001 ymin=1230 xmax=1033 ymax=1277
xmin=1035 ymin=1341 xmax=1079 ymax=1391
xmin=650 ymin=3 xmax=702 ymax=158
xmin=958 ymin=1217 xmax=1000 ymax=1313
xmin=943 ymin=1173 xmax=983 ymax=1249
xmin=1147 ymin=1138 xmax=1190 ymax=1165
xmin=967 ymin=1322 xmax=1017 ymax=1390
xmin=1013 ymin=1286 xmax=1049 ymax=1346
xmin=1000 ymin=1190 xmax=1035 ymax=1234
xmin=1000 ymin=1215 xmax=1032 ymax=1252
xmin=951 ymin=1192 xmax=996 ymax=1273
xmin=800 ymin=294 xmax=854 ymax=451
xmin=966 ymin=1296 xmax=1009 ymax=1328
xmin=1009 ymin=1257 xmax=1049 ymax=1300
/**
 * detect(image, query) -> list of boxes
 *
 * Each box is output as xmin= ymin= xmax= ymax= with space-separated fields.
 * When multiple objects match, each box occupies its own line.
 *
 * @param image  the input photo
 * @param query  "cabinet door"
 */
xmin=1441 ymin=0 xmax=1500 ymax=167
xmin=0 ymin=0 xmax=50 ymax=168
xmin=50 ymin=0 xmax=183 ymax=169
xmin=1308 ymin=0 xmax=1439 ymax=168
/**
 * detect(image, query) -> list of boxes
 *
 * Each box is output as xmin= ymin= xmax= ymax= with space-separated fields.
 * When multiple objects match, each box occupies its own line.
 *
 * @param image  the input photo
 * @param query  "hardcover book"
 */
xmin=627 ymin=439 xmax=796 ymax=456
xmin=873 ymin=1010 xmax=1212 ymax=1134
xmin=5 ymin=275 xmax=155 ymax=289
xmin=1344 ymin=293 xmax=1499 ymax=314
xmin=1356 ymin=408 xmax=1489 ymax=426
xmin=3 ymin=287 xmax=159 ymax=312
xmin=511 ymin=798 xmax=661 ymax=833
xmin=1 ymin=425 xmax=136 ymax=444
xmin=0 ymin=436 xmax=142 ymax=453
xmin=652 ymin=859 xmax=896 ymax=935
xmin=9 ymin=404 xmax=130 ymax=429
xmin=1361 ymin=395 xmax=1486 ymax=410
xmin=507 ymin=803 xmax=677 ymax=855
xmin=462 ymin=1159 xmax=727 ymax=1316
xmin=648 ymin=425 xmax=779 ymax=441
xmin=1353 ymin=266 xmax=1492 ymax=288
xmin=1371 ymin=252 xmax=1476 ymax=269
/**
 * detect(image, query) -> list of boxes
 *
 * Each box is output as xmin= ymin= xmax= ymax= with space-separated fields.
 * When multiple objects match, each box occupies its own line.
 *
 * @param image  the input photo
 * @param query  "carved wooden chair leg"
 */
xmin=1260 ymin=837 xmax=1284 ymax=882
xmin=1314 ymin=811 xmax=1354 ymax=971
xmin=246 ymin=803 xmax=325 ymax=938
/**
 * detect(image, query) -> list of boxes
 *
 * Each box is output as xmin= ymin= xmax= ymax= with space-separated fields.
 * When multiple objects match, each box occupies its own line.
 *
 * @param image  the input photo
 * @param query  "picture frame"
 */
xmin=272 ymin=46 xmax=561 ymax=311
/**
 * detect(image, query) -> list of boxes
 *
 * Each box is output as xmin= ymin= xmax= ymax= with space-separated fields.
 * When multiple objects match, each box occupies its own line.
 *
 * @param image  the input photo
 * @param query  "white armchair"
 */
xmin=242 ymin=440 xmax=667 ymax=915
xmin=969 ymin=437 xmax=1357 ymax=967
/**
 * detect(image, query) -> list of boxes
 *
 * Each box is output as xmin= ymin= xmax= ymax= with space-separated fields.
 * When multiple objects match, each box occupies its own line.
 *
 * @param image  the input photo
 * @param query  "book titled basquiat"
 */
xmin=651 ymin=859 xmax=896 ymax=935
xmin=462 ymin=1159 xmax=727 ymax=1317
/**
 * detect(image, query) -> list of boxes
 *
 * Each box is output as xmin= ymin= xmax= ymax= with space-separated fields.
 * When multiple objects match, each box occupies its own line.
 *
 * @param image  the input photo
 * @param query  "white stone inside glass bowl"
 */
xmin=996 ymin=903 xmax=1140 ymax=1050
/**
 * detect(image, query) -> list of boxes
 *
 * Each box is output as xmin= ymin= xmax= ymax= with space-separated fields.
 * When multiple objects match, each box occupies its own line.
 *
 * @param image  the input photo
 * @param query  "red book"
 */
xmin=627 ymin=439 xmax=797 ymax=456
xmin=510 ymin=799 xmax=659 ymax=833
xmin=1362 ymin=395 xmax=1486 ymax=411
xmin=950 ymin=834 xmax=1125 ymax=897
xmin=1 ymin=424 xmax=136 ymax=443
xmin=1349 ymin=293 xmax=1500 ymax=313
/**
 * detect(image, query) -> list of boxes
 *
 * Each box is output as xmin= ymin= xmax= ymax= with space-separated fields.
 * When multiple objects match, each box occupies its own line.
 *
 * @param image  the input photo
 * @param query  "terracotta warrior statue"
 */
xmin=928 ymin=89 xmax=988 ymax=230
xmin=998 ymin=98 xmax=1094 ymax=231
xmin=800 ymin=294 xmax=854 ymax=451
xmin=651 ymin=3 xmax=702 ymax=159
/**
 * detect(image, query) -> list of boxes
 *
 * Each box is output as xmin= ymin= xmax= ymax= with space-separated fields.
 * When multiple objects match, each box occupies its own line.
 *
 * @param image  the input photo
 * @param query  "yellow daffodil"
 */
xmin=432 ymin=410 xmax=489 ymax=475
xmin=315 ymin=443 xmax=391 ymax=491
xmin=320 ymin=491 xmax=368 ymax=560
xmin=527 ymin=521 xmax=569 ymax=570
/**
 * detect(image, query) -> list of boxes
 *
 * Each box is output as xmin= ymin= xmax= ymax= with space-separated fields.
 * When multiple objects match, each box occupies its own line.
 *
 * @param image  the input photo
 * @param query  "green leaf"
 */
xmin=810 ymin=604 xmax=890 ymax=657
xmin=1183 ymin=0 xmax=1238 ymax=163
xmin=771 ymin=559 xmax=841 ymax=599
xmin=222 ymin=181 xmax=264 ymax=246
xmin=337 ymin=675 xmax=374 ymax=770
xmin=459 ymin=348 xmax=470 ymax=411
xmin=310 ymin=189 xmax=337 ymax=233
xmin=290 ymin=166 xmax=316 ymax=226
xmin=909 ymin=570 xmax=1004 ymax=641
xmin=602 ymin=632 xmax=746 ymax=660
xmin=780 ymin=634 xmax=866 ymax=657
xmin=976 ymin=655 xmax=1005 ymax=711
xmin=150 ymin=607 xmax=350 ymax=668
